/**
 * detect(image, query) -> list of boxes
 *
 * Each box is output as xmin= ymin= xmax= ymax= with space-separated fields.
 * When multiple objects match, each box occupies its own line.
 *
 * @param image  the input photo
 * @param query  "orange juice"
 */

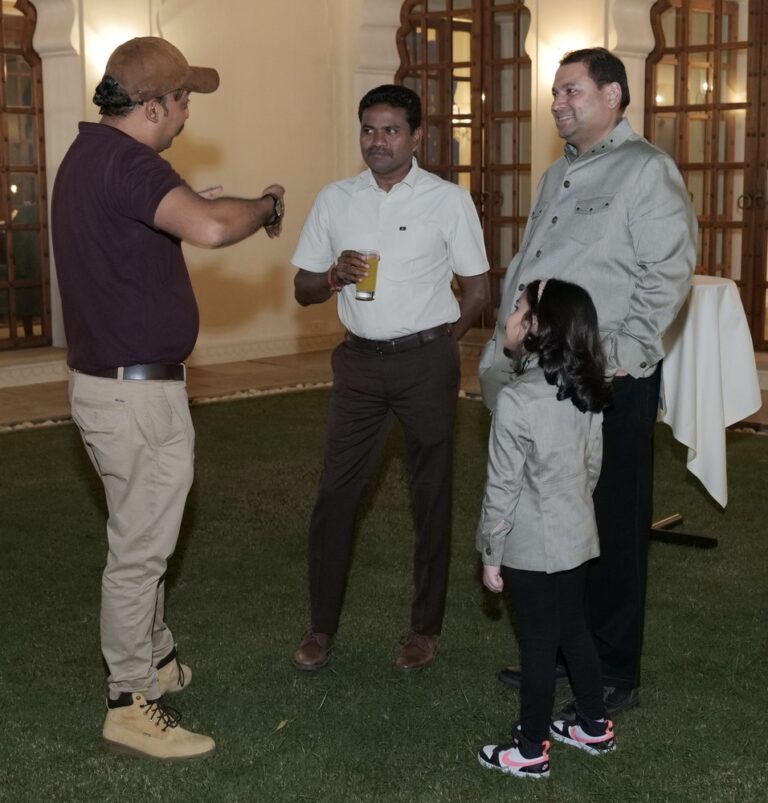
xmin=355 ymin=250 xmax=379 ymax=300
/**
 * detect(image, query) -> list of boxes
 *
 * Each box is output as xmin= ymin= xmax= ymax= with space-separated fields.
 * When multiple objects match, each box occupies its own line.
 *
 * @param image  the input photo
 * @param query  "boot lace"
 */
xmin=140 ymin=697 xmax=181 ymax=731
xmin=174 ymin=659 xmax=187 ymax=689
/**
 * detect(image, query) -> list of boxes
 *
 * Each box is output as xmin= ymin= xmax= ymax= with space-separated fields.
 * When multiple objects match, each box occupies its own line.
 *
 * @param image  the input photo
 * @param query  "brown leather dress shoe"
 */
xmin=293 ymin=631 xmax=331 ymax=671
xmin=394 ymin=633 xmax=438 ymax=670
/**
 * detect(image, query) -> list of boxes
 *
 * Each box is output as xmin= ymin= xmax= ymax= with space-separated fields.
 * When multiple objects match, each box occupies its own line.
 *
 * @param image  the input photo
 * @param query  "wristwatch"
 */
xmin=264 ymin=193 xmax=283 ymax=226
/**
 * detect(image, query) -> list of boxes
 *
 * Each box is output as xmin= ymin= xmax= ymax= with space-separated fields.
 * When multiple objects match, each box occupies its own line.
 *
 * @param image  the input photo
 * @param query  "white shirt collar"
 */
xmin=354 ymin=156 xmax=420 ymax=193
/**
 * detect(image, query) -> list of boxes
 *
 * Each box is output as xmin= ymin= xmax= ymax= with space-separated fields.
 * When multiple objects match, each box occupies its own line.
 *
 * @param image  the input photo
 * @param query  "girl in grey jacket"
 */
xmin=476 ymin=278 xmax=614 ymax=780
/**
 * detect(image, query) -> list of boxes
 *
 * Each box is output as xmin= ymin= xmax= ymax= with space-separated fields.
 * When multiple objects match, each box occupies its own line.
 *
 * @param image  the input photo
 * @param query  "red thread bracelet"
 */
xmin=327 ymin=265 xmax=345 ymax=292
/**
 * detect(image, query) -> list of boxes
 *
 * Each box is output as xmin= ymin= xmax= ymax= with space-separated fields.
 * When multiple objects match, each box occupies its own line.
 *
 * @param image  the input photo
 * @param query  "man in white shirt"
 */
xmin=291 ymin=84 xmax=490 ymax=672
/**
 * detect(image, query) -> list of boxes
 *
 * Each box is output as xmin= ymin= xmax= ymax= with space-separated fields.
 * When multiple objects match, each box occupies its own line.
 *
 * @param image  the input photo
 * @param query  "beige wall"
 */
xmin=36 ymin=0 xmax=392 ymax=361
xmin=156 ymin=0 xmax=363 ymax=364
xmin=35 ymin=0 xmax=653 ymax=362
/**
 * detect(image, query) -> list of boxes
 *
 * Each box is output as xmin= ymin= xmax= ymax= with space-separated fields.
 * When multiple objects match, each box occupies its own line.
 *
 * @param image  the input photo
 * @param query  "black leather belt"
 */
xmin=77 ymin=363 xmax=186 ymax=381
xmin=345 ymin=323 xmax=453 ymax=354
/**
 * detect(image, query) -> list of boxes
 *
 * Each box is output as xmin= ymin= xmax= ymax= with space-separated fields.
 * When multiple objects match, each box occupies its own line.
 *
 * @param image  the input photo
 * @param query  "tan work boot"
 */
xmin=103 ymin=692 xmax=215 ymax=760
xmin=157 ymin=648 xmax=191 ymax=695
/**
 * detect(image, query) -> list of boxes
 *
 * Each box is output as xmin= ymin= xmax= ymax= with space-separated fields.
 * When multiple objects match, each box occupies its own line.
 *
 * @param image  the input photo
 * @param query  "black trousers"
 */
xmin=503 ymin=563 xmax=605 ymax=744
xmin=589 ymin=368 xmax=661 ymax=689
xmin=307 ymin=333 xmax=460 ymax=636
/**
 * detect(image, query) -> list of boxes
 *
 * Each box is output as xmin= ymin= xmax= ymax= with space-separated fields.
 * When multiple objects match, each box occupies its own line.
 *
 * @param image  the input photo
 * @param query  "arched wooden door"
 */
xmin=395 ymin=0 xmax=531 ymax=322
xmin=0 ymin=0 xmax=49 ymax=350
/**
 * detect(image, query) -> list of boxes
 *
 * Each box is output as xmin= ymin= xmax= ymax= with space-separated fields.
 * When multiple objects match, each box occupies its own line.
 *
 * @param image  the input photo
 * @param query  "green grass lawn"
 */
xmin=0 ymin=389 xmax=766 ymax=801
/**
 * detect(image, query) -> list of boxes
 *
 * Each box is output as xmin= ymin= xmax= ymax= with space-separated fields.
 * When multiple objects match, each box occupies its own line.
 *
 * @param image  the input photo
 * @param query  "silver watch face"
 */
xmin=274 ymin=197 xmax=283 ymax=219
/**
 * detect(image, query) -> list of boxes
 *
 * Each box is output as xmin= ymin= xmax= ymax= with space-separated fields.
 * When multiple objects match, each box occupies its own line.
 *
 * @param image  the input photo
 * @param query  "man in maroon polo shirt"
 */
xmin=52 ymin=36 xmax=285 ymax=760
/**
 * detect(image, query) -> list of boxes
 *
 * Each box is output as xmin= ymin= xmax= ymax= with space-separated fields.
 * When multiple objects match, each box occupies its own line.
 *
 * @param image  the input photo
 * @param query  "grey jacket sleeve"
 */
xmin=475 ymin=390 xmax=531 ymax=565
xmin=602 ymin=152 xmax=697 ymax=375
xmin=586 ymin=412 xmax=604 ymax=494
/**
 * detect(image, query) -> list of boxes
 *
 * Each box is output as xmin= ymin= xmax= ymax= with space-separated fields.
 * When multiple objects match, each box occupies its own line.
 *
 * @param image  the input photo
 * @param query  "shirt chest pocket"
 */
xmin=568 ymin=195 xmax=615 ymax=246
xmin=383 ymin=223 xmax=446 ymax=284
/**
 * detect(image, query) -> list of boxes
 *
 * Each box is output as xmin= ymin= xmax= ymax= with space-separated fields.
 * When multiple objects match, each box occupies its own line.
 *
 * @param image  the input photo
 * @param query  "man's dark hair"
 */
xmin=358 ymin=84 xmax=422 ymax=132
xmin=560 ymin=47 xmax=630 ymax=110
xmin=93 ymin=76 xmax=186 ymax=118
xmin=519 ymin=278 xmax=612 ymax=414
xmin=93 ymin=75 xmax=137 ymax=117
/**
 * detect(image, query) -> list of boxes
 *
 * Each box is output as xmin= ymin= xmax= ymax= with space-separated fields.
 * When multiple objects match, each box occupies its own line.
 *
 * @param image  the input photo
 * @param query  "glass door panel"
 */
xmin=715 ymin=170 xmax=744 ymax=220
xmin=491 ymin=119 xmax=514 ymax=163
xmin=517 ymin=172 xmax=531 ymax=216
xmin=653 ymin=59 xmax=678 ymax=106
xmin=404 ymin=27 xmax=422 ymax=63
xmin=653 ymin=114 xmax=676 ymax=158
xmin=660 ymin=7 xmax=678 ymax=45
xmin=646 ymin=0 xmax=768 ymax=347
xmin=720 ymin=49 xmax=748 ymax=103
xmin=718 ymin=110 xmax=746 ymax=162
xmin=687 ymin=53 xmax=713 ymax=105
xmin=689 ymin=10 xmax=713 ymax=45
xmin=492 ymin=11 xmax=516 ymax=59
xmin=493 ymin=224 xmax=515 ymax=268
xmin=686 ymin=171 xmax=707 ymax=217
xmin=687 ymin=115 xmax=709 ymax=162
xmin=492 ymin=65 xmax=516 ymax=111
xmin=491 ymin=172 xmax=514 ymax=216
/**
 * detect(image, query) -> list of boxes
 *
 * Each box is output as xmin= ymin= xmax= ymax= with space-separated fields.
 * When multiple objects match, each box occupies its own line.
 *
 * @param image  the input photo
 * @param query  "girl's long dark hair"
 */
xmin=520 ymin=278 xmax=612 ymax=414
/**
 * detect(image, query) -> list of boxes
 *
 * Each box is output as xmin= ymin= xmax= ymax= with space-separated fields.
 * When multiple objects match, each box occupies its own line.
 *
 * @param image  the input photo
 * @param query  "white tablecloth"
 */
xmin=659 ymin=276 xmax=762 ymax=507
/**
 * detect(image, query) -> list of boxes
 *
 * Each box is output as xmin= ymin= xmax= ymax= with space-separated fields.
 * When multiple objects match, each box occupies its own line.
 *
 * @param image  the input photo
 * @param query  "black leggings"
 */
xmin=503 ymin=562 xmax=606 ymax=743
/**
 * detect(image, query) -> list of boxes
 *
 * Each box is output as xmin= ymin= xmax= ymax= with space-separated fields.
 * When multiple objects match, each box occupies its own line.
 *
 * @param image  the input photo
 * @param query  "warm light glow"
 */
xmin=539 ymin=34 xmax=593 ymax=92
xmin=86 ymin=25 xmax=143 ymax=76
xmin=655 ymin=94 xmax=664 ymax=104
xmin=452 ymin=80 xmax=471 ymax=117
xmin=10 ymin=184 xmax=17 ymax=194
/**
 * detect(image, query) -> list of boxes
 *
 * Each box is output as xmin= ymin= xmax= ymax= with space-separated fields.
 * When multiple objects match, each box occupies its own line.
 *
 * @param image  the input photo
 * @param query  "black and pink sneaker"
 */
xmin=549 ymin=716 xmax=616 ymax=756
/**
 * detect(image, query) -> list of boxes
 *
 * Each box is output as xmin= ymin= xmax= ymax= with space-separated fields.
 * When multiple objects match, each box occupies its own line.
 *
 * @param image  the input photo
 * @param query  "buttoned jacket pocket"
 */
xmin=569 ymin=194 xmax=615 ymax=245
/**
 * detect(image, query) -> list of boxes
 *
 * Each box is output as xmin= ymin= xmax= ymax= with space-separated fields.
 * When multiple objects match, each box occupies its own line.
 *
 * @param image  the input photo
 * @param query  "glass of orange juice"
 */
xmin=355 ymin=250 xmax=379 ymax=300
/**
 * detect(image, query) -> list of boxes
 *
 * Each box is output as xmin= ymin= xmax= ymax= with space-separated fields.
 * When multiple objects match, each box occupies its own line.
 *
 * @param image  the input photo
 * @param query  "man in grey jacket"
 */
xmin=479 ymin=48 xmax=696 ymax=714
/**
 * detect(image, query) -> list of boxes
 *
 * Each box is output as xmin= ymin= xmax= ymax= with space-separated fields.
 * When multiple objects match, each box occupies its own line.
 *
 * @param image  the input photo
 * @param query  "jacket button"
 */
xmin=564 ymin=180 xmax=570 ymax=188
xmin=485 ymin=548 xmax=492 ymax=556
xmin=535 ymin=250 xmax=542 ymax=258
xmin=552 ymin=216 xmax=558 ymax=224
xmin=640 ymin=361 xmax=647 ymax=368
